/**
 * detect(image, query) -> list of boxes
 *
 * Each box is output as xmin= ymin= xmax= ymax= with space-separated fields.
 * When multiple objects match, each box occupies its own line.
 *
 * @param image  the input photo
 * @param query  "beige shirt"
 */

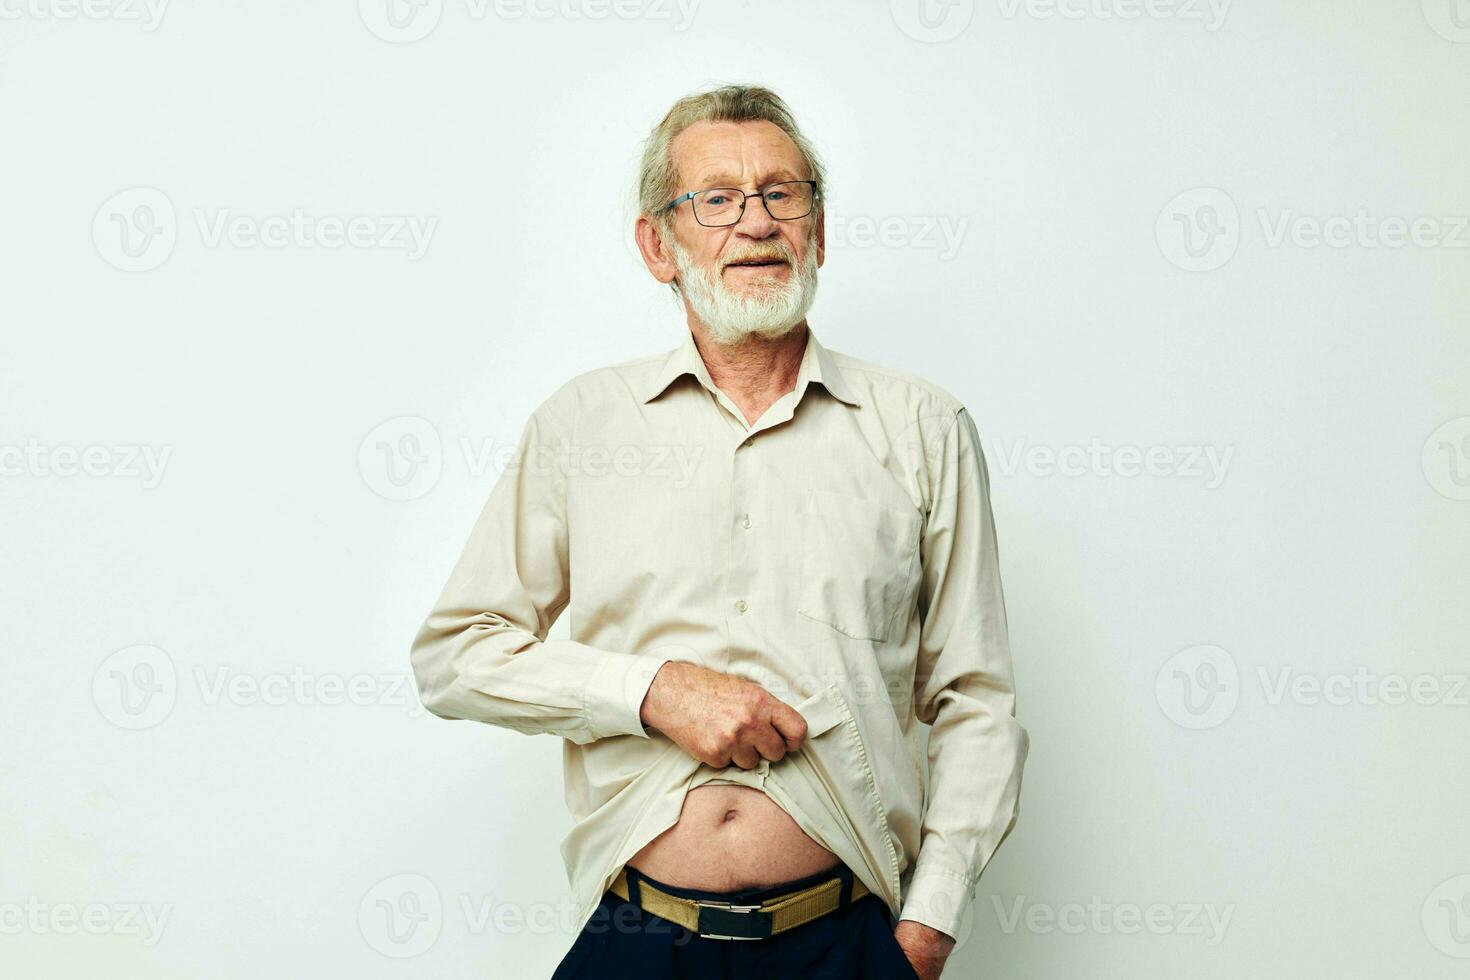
xmin=409 ymin=326 xmax=1029 ymax=939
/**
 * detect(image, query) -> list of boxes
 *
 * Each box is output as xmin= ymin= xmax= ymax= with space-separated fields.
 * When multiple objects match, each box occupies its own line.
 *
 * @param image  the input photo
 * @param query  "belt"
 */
xmin=610 ymin=866 xmax=869 ymax=941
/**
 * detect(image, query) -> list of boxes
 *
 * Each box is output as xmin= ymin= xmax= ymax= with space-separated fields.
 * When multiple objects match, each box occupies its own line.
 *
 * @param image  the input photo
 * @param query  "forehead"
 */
xmin=670 ymin=119 xmax=810 ymax=188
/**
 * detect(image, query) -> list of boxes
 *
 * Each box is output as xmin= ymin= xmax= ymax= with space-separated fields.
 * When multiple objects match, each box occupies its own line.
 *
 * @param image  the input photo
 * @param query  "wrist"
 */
xmin=639 ymin=660 xmax=676 ymax=731
xmin=896 ymin=918 xmax=956 ymax=954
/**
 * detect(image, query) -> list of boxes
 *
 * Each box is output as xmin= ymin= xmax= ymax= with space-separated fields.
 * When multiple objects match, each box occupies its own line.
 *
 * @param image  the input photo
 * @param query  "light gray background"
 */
xmin=3 ymin=1 xmax=1468 ymax=977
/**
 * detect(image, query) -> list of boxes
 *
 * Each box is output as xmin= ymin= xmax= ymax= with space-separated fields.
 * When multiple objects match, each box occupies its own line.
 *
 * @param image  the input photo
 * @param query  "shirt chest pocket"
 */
xmin=796 ymin=488 xmax=922 ymax=643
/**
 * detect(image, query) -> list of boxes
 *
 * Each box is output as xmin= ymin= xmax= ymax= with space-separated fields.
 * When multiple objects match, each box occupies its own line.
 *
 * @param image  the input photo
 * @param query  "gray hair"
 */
xmin=637 ymin=83 xmax=827 ymax=234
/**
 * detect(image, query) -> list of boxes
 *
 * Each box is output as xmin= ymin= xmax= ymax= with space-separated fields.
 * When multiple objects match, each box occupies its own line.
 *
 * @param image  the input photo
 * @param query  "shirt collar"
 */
xmin=638 ymin=327 xmax=861 ymax=408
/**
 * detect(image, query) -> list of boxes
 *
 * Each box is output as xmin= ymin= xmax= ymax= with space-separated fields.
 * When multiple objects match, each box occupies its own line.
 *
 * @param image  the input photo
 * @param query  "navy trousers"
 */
xmin=550 ymin=862 xmax=920 ymax=979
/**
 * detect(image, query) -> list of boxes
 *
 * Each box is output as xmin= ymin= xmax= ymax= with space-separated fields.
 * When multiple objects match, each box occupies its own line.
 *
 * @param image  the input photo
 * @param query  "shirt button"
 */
xmin=741 ymin=438 xmax=752 ymax=449
xmin=740 ymin=513 xmax=752 ymax=529
xmin=735 ymin=599 xmax=748 ymax=614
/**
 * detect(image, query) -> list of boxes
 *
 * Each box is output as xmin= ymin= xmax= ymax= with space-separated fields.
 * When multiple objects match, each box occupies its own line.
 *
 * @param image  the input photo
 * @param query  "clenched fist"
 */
xmin=639 ymin=661 xmax=808 ymax=770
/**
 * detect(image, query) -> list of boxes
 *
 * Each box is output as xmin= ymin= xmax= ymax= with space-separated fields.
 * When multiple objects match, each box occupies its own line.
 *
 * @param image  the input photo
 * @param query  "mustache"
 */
xmin=721 ymin=245 xmax=794 ymax=267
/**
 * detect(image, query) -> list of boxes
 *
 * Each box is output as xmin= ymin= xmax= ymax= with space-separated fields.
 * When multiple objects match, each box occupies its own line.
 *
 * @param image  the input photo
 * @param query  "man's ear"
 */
xmin=815 ymin=212 xmax=826 ymax=269
xmin=635 ymin=214 xmax=678 ymax=285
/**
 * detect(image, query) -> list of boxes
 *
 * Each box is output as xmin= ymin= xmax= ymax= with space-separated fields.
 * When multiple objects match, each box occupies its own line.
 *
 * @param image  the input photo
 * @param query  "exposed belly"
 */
xmin=627 ymin=784 xmax=840 ymax=890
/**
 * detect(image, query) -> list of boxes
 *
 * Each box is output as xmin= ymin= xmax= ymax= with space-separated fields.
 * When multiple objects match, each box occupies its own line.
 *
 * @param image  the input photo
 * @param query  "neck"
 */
xmin=690 ymin=321 xmax=809 ymax=424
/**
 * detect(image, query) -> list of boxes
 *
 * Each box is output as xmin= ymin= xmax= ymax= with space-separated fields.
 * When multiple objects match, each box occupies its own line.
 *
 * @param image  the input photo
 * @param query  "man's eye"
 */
xmin=766 ymin=191 xmax=788 ymax=201
xmin=705 ymin=195 xmax=729 ymax=206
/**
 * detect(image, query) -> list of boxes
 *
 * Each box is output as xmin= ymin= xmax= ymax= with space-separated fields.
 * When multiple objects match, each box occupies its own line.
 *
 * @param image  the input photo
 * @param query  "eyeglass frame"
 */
xmin=662 ymin=179 xmax=821 ymax=227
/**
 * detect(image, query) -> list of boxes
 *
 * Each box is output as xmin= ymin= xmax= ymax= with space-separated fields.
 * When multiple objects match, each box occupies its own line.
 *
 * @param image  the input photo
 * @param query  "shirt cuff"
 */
xmin=899 ymin=867 xmax=975 ymax=942
xmin=582 ymin=648 xmax=674 ymax=740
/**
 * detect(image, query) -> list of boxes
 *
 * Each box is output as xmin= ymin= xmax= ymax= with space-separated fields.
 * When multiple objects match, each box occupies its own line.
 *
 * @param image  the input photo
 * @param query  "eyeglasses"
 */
xmin=664 ymin=180 xmax=819 ymax=227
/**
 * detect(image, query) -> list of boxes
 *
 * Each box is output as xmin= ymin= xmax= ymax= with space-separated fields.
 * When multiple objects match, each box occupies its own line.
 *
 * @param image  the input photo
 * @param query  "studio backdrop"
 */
xmin=3 ymin=1 xmax=1467 ymax=977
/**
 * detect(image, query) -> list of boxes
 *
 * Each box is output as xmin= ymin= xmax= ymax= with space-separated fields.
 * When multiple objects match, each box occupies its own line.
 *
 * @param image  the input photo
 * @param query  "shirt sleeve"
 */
xmin=408 ymin=397 xmax=672 ymax=744
xmin=897 ymin=405 xmax=1030 ymax=939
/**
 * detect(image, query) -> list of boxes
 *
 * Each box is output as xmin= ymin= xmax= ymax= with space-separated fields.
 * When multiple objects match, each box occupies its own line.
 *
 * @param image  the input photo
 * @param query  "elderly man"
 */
xmin=410 ymin=84 xmax=1028 ymax=979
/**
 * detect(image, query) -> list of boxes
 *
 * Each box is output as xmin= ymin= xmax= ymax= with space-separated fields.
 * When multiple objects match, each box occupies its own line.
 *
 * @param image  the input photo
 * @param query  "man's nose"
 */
xmin=732 ymin=194 xmax=780 ymax=237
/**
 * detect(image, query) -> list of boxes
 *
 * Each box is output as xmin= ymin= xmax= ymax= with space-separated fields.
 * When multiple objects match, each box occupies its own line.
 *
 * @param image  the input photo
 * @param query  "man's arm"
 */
xmin=898 ymin=405 xmax=1030 ymax=941
xmin=408 ymin=397 xmax=671 ymax=744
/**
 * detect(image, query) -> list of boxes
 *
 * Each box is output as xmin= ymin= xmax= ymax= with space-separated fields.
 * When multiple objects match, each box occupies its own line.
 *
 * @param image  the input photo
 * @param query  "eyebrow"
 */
xmin=693 ymin=168 xmax=805 ymax=188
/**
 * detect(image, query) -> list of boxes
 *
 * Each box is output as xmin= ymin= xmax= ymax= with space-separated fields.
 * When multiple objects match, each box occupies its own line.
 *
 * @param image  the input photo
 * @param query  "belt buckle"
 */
xmin=694 ymin=898 xmax=768 ymax=941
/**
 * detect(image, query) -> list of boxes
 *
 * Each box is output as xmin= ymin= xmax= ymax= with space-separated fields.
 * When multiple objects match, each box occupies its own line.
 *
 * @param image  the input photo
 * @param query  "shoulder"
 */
xmin=529 ymin=346 xmax=671 ymax=429
xmin=825 ymin=345 xmax=969 ymax=442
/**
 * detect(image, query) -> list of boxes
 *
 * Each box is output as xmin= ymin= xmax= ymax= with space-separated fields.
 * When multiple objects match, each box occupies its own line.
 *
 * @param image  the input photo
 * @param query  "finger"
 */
xmin=768 ymin=700 xmax=809 ymax=751
xmin=753 ymin=726 xmax=788 ymax=763
xmin=729 ymin=744 xmax=760 ymax=770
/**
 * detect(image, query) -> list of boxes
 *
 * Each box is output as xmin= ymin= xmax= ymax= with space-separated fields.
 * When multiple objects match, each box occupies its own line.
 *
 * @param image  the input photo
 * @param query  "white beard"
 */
xmin=668 ymin=229 xmax=821 ymax=346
